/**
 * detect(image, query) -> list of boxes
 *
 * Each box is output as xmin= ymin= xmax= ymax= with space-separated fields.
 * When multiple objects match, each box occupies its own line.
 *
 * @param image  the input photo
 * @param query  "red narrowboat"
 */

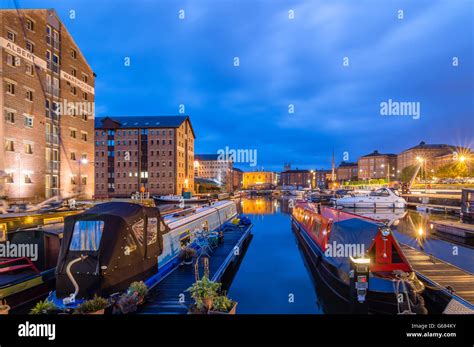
xmin=291 ymin=202 xmax=426 ymax=314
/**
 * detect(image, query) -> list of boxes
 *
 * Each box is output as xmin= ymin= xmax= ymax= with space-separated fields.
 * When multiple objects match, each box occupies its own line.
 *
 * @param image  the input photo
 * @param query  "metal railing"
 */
xmin=46 ymin=161 xmax=60 ymax=171
xmin=46 ymin=35 xmax=60 ymax=50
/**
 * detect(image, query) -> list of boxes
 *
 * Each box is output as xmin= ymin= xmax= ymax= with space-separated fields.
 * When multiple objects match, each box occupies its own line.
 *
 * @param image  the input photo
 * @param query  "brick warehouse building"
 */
xmin=94 ymin=116 xmax=195 ymax=198
xmin=0 ymin=9 xmax=95 ymax=201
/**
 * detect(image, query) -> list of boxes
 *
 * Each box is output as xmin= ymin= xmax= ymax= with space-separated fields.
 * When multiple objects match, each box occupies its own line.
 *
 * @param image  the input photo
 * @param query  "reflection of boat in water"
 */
xmin=334 ymin=188 xmax=407 ymax=209
xmin=153 ymin=195 xmax=210 ymax=206
xmin=291 ymin=202 xmax=426 ymax=314
xmin=48 ymin=200 xmax=246 ymax=309
xmin=343 ymin=210 xmax=408 ymax=226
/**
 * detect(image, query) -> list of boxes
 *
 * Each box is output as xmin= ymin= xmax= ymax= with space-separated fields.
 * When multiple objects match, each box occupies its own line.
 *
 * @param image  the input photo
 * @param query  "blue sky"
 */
xmin=3 ymin=0 xmax=473 ymax=171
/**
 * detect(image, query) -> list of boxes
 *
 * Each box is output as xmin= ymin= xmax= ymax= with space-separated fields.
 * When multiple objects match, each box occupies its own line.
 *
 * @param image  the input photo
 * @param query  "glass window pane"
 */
xmin=70 ymin=220 xmax=104 ymax=251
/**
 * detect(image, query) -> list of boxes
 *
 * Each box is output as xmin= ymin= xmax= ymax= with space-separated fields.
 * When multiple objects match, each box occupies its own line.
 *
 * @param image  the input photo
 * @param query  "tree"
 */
xmin=399 ymin=165 xmax=418 ymax=183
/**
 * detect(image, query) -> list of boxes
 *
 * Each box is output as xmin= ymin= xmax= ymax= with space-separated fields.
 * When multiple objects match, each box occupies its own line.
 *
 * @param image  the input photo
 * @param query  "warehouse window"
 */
xmin=7 ymin=30 xmax=15 ymax=42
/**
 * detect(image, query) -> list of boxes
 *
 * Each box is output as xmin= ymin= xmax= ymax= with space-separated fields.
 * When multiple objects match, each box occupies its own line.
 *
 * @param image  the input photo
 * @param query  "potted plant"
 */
xmin=180 ymin=247 xmax=197 ymax=265
xmin=186 ymin=276 xmax=221 ymax=313
xmin=112 ymin=292 xmax=141 ymax=314
xmin=128 ymin=281 xmax=148 ymax=305
xmin=29 ymin=300 xmax=58 ymax=315
xmin=74 ymin=295 xmax=109 ymax=315
xmin=0 ymin=300 xmax=10 ymax=315
xmin=209 ymin=294 xmax=237 ymax=315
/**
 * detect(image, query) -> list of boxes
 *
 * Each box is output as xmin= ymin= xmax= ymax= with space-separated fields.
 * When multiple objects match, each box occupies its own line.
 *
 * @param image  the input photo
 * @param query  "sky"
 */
xmin=2 ymin=0 xmax=473 ymax=172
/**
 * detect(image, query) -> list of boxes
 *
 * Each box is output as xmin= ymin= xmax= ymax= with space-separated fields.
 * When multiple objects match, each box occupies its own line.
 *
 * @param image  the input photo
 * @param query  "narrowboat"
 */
xmin=0 ymin=224 xmax=63 ymax=310
xmin=291 ymin=202 xmax=426 ymax=314
xmin=153 ymin=195 xmax=210 ymax=206
xmin=48 ymin=200 xmax=240 ymax=308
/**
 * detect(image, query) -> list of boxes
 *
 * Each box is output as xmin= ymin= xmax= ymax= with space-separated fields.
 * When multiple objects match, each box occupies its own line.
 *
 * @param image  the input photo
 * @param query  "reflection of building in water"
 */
xmin=240 ymin=198 xmax=277 ymax=215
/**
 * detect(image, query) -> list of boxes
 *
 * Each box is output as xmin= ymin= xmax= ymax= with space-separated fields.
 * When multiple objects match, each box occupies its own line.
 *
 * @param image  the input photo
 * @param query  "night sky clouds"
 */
xmin=4 ymin=0 xmax=473 ymax=171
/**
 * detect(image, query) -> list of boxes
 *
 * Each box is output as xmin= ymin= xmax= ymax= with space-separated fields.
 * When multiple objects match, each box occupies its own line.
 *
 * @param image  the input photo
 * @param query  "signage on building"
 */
xmin=60 ymin=71 xmax=95 ymax=95
xmin=0 ymin=37 xmax=47 ymax=69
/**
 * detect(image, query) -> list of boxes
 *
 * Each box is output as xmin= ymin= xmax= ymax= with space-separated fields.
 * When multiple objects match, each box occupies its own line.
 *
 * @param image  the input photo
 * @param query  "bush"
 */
xmin=74 ymin=295 xmax=108 ymax=314
xmin=30 ymin=300 xmax=58 ymax=315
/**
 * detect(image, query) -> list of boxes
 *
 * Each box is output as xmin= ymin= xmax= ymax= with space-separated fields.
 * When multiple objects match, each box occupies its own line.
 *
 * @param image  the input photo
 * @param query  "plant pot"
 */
xmin=85 ymin=309 xmax=105 ymax=315
xmin=208 ymin=302 xmax=237 ymax=315
xmin=0 ymin=306 xmax=10 ymax=315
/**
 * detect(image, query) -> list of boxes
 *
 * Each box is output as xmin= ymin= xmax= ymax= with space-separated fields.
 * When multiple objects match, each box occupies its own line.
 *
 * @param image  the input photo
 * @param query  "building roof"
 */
xmin=281 ymin=169 xmax=310 ymax=174
xmin=232 ymin=167 xmax=243 ymax=172
xmin=195 ymin=154 xmax=220 ymax=161
xmin=361 ymin=150 xmax=397 ymax=158
xmin=403 ymin=141 xmax=460 ymax=152
xmin=95 ymin=116 xmax=196 ymax=137
xmin=337 ymin=162 xmax=358 ymax=168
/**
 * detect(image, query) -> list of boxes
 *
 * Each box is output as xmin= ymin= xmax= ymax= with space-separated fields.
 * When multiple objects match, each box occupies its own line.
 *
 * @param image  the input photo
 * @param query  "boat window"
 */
xmin=147 ymin=217 xmax=158 ymax=245
xmin=369 ymin=189 xmax=390 ymax=197
xmin=70 ymin=220 xmax=104 ymax=251
xmin=132 ymin=219 xmax=145 ymax=245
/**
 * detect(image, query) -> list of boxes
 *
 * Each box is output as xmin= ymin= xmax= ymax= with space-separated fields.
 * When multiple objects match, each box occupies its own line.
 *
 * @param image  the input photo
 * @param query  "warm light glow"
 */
xmin=459 ymin=155 xmax=466 ymax=163
xmin=193 ymin=160 xmax=199 ymax=168
xmin=418 ymin=227 xmax=424 ymax=236
xmin=80 ymin=158 xmax=89 ymax=165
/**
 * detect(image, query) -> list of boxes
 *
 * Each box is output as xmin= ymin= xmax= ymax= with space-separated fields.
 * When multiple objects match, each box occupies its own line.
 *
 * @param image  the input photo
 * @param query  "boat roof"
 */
xmin=164 ymin=200 xmax=235 ymax=228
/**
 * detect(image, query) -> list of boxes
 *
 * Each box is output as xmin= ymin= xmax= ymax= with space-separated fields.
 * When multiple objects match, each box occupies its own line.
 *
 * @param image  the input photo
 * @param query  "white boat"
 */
xmin=352 ymin=210 xmax=408 ymax=226
xmin=334 ymin=188 xmax=407 ymax=209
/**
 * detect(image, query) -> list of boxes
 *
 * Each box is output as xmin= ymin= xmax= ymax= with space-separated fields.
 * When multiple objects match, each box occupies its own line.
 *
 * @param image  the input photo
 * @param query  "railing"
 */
xmin=46 ymin=134 xmax=59 ymax=145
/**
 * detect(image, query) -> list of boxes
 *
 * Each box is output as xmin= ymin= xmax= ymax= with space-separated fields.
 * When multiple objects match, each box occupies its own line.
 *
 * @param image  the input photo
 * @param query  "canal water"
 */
xmin=227 ymin=197 xmax=474 ymax=314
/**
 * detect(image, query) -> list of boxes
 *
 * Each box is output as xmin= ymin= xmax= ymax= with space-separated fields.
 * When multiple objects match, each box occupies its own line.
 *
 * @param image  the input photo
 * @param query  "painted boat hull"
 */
xmin=292 ymin=217 xmax=413 ymax=314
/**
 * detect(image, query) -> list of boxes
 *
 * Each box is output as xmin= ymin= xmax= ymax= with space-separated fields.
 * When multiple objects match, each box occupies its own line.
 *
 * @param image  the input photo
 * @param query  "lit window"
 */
xmin=5 ymin=140 xmax=14 ymax=152
xmin=24 ymin=143 xmax=33 ymax=154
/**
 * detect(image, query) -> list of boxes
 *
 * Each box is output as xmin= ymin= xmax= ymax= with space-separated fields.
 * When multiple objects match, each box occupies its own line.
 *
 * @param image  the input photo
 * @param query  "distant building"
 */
xmin=397 ymin=141 xmax=468 ymax=172
xmin=232 ymin=167 xmax=243 ymax=191
xmin=358 ymin=150 xmax=397 ymax=180
xmin=336 ymin=162 xmax=358 ymax=182
xmin=194 ymin=154 xmax=232 ymax=192
xmin=280 ymin=169 xmax=311 ymax=188
xmin=242 ymin=171 xmax=276 ymax=189
xmin=315 ymin=170 xmax=331 ymax=188
xmin=94 ymin=116 xmax=195 ymax=198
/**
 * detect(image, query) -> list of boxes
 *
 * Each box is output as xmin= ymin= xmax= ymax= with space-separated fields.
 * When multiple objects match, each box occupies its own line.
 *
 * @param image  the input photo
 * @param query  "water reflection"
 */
xmin=230 ymin=197 xmax=474 ymax=314
xmin=230 ymin=197 xmax=321 ymax=314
